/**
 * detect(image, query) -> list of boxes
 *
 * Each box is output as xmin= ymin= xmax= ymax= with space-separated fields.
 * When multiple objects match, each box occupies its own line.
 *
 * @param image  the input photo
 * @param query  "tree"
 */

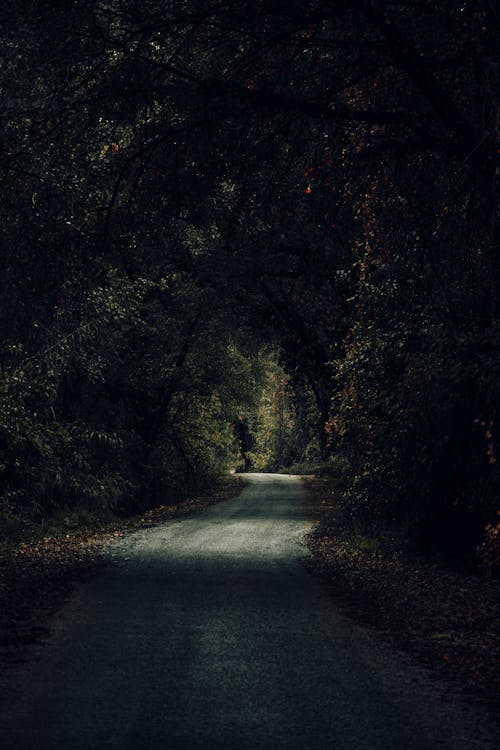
xmin=1 ymin=1 xmax=498 ymax=557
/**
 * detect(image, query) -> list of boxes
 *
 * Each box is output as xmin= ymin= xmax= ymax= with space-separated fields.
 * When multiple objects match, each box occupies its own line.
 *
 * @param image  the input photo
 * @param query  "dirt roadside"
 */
xmin=303 ymin=476 xmax=500 ymax=708
xmin=0 ymin=475 xmax=246 ymax=666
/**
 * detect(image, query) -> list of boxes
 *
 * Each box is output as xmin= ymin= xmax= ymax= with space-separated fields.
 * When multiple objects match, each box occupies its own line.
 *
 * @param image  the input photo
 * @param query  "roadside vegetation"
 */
xmin=305 ymin=475 xmax=500 ymax=706
xmin=0 ymin=475 xmax=245 ymax=663
xmin=1 ymin=3 xmax=499 ymax=574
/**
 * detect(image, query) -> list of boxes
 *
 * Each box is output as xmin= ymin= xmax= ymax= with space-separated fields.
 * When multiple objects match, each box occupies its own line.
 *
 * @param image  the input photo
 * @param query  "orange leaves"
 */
xmin=474 ymin=417 xmax=496 ymax=465
xmin=303 ymin=160 xmax=336 ymax=196
xmin=487 ymin=434 xmax=496 ymax=464
xmin=99 ymin=143 xmax=120 ymax=159
xmin=477 ymin=511 xmax=500 ymax=575
xmin=303 ymin=166 xmax=314 ymax=195
xmin=485 ymin=424 xmax=496 ymax=464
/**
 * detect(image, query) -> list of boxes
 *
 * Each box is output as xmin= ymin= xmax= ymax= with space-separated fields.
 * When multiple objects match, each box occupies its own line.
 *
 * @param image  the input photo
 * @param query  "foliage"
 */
xmin=245 ymin=353 xmax=322 ymax=472
xmin=279 ymin=454 xmax=352 ymax=479
xmin=307 ymin=479 xmax=500 ymax=704
xmin=0 ymin=1 xmax=498 ymax=559
xmin=477 ymin=512 xmax=500 ymax=576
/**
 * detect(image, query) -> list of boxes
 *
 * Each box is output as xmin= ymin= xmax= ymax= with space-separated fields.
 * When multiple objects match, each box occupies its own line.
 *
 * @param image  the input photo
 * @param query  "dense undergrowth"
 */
xmin=290 ymin=457 xmax=499 ymax=573
xmin=305 ymin=477 xmax=500 ymax=705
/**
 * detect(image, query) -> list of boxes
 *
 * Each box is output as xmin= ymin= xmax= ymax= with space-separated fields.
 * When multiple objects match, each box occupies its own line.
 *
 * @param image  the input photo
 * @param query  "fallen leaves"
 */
xmin=0 ymin=532 xmax=107 ymax=663
xmin=0 ymin=475 xmax=247 ymax=666
xmin=304 ymin=478 xmax=500 ymax=707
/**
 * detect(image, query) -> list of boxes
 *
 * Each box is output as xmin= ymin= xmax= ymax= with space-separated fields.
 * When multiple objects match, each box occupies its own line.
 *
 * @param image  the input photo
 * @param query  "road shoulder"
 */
xmin=0 ymin=475 xmax=246 ymax=667
xmin=303 ymin=476 xmax=500 ymax=710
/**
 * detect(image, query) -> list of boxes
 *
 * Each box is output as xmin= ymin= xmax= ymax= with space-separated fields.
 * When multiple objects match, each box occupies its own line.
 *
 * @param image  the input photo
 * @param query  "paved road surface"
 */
xmin=0 ymin=474 xmax=496 ymax=749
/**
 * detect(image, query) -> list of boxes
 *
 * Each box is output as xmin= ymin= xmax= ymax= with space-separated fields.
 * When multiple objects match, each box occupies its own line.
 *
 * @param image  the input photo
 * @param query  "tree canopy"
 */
xmin=1 ymin=1 xmax=499 ymax=557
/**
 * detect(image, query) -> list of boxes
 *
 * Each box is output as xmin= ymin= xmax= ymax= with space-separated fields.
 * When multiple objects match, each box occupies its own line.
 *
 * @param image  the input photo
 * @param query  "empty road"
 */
xmin=0 ymin=474 xmax=496 ymax=749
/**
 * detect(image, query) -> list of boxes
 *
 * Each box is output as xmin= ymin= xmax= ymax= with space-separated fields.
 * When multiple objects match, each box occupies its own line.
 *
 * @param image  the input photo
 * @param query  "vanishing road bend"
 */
xmin=0 ymin=473 xmax=497 ymax=749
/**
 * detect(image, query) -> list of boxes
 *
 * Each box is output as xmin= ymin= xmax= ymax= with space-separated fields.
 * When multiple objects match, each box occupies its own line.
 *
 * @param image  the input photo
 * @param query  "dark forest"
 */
xmin=1 ymin=0 xmax=499 ymax=565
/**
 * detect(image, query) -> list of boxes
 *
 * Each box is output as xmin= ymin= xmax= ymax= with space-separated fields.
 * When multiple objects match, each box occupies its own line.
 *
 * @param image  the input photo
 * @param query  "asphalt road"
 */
xmin=0 ymin=473 xmax=497 ymax=749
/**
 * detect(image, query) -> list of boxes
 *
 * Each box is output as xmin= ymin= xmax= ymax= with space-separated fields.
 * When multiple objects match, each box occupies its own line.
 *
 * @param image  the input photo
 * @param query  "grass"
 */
xmin=0 ymin=473 xmax=246 ymax=551
xmin=0 ymin=506 xmax=121 ymax=551
xmin=279 ymin=459 xmax=348 ymax=478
